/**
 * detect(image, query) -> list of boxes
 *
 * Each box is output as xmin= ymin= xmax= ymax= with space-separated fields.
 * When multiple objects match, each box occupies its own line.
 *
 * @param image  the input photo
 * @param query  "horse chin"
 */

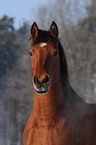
xmin=36 ymin=89 xmax=48 ymax=94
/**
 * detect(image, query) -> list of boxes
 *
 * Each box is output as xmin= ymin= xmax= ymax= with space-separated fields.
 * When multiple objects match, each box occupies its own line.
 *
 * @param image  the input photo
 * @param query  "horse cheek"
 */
xmin=31 ymin=59 xmax=35 ymax=78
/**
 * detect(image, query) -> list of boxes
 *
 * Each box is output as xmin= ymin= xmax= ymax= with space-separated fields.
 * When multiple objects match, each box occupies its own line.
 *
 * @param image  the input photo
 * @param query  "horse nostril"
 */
xmin=34 ymin=75 xmax=36 ymax=84
xmin=34 ymin=75 xmax=49 ymax=86
xmin=42 ymin=75 xmax=49 ymax=84
xmin=34 ymin=75 xmax=40 ymax=85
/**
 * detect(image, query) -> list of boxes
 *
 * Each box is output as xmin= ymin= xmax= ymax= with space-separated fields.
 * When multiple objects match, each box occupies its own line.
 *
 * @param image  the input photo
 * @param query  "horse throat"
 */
xmin=33 ymin=75 xmax=64 ymax=120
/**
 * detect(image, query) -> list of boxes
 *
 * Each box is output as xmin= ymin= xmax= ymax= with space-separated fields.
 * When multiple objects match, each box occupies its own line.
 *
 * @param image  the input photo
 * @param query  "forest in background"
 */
xmin=0 ymin=0 xmax=96 ymax=144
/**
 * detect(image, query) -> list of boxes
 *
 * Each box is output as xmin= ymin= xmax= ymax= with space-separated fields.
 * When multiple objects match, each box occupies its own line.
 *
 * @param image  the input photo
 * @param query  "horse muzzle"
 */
xmin=33 ymin=75 xmax=50 ymax=94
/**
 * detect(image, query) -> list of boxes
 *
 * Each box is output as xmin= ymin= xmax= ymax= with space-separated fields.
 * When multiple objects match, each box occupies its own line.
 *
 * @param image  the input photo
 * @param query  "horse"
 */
xmin=23 ymin=21 xmax=96 ymax=145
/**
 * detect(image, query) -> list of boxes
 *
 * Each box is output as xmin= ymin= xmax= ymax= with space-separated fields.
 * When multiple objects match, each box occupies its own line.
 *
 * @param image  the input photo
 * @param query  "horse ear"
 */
xmin=31 ymin=22 xmax=38 ymax=40
xmin=50 ymin=21 xmax=58 ymax=38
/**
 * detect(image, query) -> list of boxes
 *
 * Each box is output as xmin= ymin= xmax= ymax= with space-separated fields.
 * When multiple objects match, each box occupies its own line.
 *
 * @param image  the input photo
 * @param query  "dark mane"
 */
xmin=30 ymin=29 xmax=57 ymax=46
xmin=58 ymin=40 xmax=69 ymax=85
xmin=58 ymin=40 xmax=82 ymax=102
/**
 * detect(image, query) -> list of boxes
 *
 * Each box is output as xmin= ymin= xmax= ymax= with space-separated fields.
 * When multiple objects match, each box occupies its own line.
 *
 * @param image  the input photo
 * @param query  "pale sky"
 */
xmin=0 ymin=0 xmax=48 ymax=29
xmin=0 ymin=0 xmax=90 ymax=29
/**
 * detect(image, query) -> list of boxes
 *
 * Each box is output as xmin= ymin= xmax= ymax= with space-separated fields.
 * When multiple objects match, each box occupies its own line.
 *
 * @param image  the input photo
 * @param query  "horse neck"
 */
xmin=33 ymin=72 xmax=65 ymax=120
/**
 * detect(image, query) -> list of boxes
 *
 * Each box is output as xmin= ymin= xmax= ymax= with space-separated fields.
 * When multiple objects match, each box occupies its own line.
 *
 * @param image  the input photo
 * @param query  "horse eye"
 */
xmin=29 ymin=52 xmax=33 ymax=56
xmin=54 ymin=51 xmax=58 ymax=57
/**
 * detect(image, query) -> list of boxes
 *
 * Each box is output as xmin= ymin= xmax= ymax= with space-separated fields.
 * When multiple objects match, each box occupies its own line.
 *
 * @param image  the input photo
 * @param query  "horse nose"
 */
xmin=41 ymin=75 xmax=49 ymax=84
xmin=34 ymin=75 xmax=40 ymax=85
xmin=34 ymin=75 xmax=49 ymax=86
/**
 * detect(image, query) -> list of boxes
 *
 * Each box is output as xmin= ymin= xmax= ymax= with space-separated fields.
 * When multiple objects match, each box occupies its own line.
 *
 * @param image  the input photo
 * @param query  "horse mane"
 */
xmin=58 ymin=40 xmax=83 ymax=102
xmin=30 ymin=30 xmax=52 ymax=46
xmin=58 ymin=40 xmax=69 ymax=85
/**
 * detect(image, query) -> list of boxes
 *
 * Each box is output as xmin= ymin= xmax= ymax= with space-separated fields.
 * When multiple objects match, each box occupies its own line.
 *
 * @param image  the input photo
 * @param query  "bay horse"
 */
xmin=23 ymin=21 xmax=96 ymax=145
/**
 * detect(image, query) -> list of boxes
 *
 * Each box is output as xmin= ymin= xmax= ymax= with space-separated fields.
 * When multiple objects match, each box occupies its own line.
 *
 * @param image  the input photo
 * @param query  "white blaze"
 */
xmin=40 ymin=43 xmax=47 ymax=47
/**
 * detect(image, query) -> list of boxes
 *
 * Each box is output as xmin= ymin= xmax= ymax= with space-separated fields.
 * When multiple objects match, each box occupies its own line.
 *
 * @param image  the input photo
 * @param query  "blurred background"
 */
xmin=0 ymin=0 xmax=96 ymax=144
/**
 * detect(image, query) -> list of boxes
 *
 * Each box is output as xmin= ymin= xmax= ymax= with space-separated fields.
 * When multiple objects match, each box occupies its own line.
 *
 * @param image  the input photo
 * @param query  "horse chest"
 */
xmin=28 ymin=120 xmax=70 ymax=145
xmin=27 ymin=126 xmax=52 ymax=145
xmin=35 ymin=126 xmax=51 ymax=145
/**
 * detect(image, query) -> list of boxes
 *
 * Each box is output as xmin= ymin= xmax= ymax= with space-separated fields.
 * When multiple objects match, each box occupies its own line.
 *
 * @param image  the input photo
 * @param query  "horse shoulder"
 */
xmin=23 ymin=111 xmax=37 ymax=145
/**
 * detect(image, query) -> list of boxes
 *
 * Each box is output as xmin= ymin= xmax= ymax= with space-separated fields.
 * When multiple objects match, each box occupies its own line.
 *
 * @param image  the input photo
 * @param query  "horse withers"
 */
xmin=23 ymin=21 xmax=96 ymax=145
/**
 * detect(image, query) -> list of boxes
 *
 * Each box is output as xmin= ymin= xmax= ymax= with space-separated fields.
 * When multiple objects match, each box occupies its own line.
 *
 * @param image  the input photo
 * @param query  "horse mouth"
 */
xmin=34 ymin=86 xmax=49 ymax=94
xmin=33 ymin=83 xmax=50 ymax=94
xmin=36 ymin=89 xmax=48 ymax=94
